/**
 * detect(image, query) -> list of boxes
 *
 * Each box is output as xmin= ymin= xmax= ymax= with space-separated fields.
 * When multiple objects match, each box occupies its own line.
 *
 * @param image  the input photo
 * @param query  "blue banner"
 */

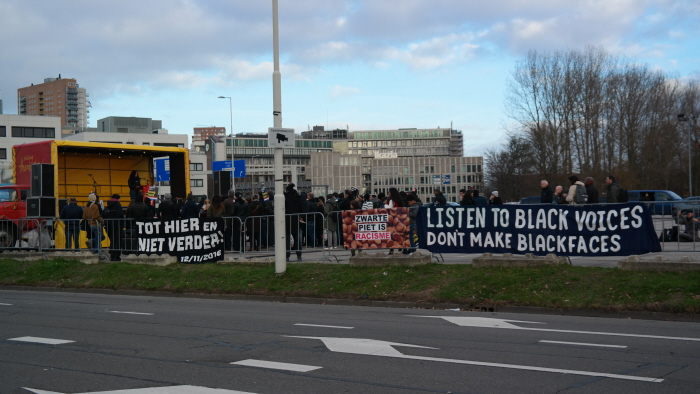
xmin=416 ymin=203 xmax=661 ymax=256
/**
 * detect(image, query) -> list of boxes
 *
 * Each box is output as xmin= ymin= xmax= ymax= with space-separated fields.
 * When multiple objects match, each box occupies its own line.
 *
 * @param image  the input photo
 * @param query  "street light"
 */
xmin=218 ymin=96 xmax=234 ymax=192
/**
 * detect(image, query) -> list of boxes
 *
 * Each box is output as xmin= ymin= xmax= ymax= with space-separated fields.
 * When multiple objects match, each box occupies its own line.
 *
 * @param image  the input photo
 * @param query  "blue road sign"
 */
xmin=212 ymin=159 xmax=246 ymax=178
xmin=155 ymin=158 xmax=170 ymax=182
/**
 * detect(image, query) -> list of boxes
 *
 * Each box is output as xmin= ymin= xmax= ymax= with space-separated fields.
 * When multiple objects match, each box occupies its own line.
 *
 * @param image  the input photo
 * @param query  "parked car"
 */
xmin=518 ymin=196 xmax=541 ymax=205
xmin=627 ymin=190 xmax=682 ymax=215
xmin=672 ymin=196 xmax=700 ymax=217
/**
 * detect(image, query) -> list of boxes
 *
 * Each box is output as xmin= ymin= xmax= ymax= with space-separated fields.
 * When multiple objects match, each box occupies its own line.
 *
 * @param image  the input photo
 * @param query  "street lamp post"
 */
xmin=678 ymin=113 xmax=698 ymax=197
xmin=218 ymin=96 xmax=235 ymax=192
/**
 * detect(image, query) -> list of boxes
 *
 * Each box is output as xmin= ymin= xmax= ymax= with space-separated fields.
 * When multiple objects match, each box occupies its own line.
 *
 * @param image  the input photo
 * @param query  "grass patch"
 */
xmin=1 ymin=259 xmax=700 ymax=314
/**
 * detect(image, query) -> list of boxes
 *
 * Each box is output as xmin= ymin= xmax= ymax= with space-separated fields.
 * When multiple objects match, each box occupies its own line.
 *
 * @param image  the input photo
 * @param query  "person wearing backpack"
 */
xmin=606 ymin=175 xmax=621 ymax=203
xmin=566 ymin=175 xmax=588 ymax=205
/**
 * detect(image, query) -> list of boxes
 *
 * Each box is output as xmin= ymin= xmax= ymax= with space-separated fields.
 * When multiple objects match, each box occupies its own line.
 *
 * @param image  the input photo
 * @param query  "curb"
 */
xmin=1 ymin=285 xmax=696 ymax=323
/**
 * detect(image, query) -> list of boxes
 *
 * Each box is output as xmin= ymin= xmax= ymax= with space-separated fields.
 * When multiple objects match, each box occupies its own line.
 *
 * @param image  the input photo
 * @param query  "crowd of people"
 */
xmin=539 ymin=175 xmax=621 ymax=205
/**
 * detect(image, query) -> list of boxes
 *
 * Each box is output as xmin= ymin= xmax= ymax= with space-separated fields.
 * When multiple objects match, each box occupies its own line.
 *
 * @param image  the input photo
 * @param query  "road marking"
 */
xmin=231 ymin=359 xmax=322 ymax=372
xmin=294 ymin=323 xmax=353 ymax=329
xmin=0 ymin=303 xmax=12 ymax=305
xmin=8 ymin=337 xmax=74 ymax=345
xmin=108 ymin=311 xmax=154 ymax=315
xmin=539 ymin=340 xmax=628 ymax=348
xmin=23 ymin=385 xmax=257 ymax=393
xmin=287 ymin=336 xmax=663 ymax=383
xmin=412 ymin=316 xmax=700 ymax=342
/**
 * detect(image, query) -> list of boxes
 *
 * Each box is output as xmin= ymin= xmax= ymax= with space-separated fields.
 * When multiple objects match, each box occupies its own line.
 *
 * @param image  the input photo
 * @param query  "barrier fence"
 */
xmin=0 ymin=201 xmax=697 ymax=261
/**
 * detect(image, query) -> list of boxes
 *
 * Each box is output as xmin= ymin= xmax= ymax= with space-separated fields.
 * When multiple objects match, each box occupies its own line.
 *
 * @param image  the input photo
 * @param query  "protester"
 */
xmin=285 ymin=183 xmax=304 ymax=261
xmin=361 ymin=193 xmax=373 ymax=210
xmin=103 ymin=194 xmax=125 ymax=260
xmin=199 ymin=197 xmax=210 ymax=218
xmin=158 ymin=193 xmax=180 ymax=220
xmin=540 ymin=180 xmax=553 ymax=203
xmin=473 ymin=190 xmax=487 ymax=205
xmin=553 ymin=185 xmax=568 ymax=205
xmin=324 ymin=193 xmax=340 ymax=250
xmin=677 ymin=210 xmax=700 ymax=242
xmin=230 ymin=192 xmax=249 ymax=252
xmin=385 ymin=188 xmax=405 ymax=255
xmin=206 ymin=194 xmax=226 ymax=218
xmin=246 ymin=194 xmax=264 ymax=251
xmin=433 ymin=188 xmax=447 ymax=206
xmin=223 ymin=190 xmax=236 ymax=250
xmin=348 ymin=199 xmax=362 ymax=256
xmin=606 ymin=175 xmax=620 ymax=203
xmin=566 ymin=175 xmax=586 ymax=204
xmin=489 ymin=191 xmax=503 ymax=205
xmin=459 ymin=189 xmax=475 ymax=205
xmin=584 ymin=177 xmax=599 ymax=204
xmin=180 ymin=193 xmax=199 ymax=219
xmin=60 ymin=197 xmax=83 ymax=249
xmin=82 ymin=193 xmax=103 ymax=254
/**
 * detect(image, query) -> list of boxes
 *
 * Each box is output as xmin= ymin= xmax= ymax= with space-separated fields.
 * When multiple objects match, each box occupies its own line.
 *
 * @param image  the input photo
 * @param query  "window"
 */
xmin=190 ymin=179 xmax=204 ymax=187
xmin=11 ymin=127 xmax=55 ymax=138
xmin=0 ymin=148 xmax=6 ymax=160
xmin=0 ymin=126 xmax=5 ymax=137
xmin=190 ymin=163 xmax=203 ymax=171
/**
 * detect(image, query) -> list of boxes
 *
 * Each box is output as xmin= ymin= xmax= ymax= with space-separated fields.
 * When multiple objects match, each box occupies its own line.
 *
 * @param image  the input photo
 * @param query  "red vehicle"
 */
xmin=0 ymin=184 xmax=34 ymax=247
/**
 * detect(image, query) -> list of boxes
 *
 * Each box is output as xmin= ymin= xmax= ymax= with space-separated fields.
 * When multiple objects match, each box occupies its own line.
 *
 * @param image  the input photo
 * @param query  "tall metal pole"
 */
xmin=272 ymin=0 xmax=286 ymax=275
xmin=218 ymin=96 xmax=235 ymax=192
xmin=689 ymin=120 xmax=692 ymax=197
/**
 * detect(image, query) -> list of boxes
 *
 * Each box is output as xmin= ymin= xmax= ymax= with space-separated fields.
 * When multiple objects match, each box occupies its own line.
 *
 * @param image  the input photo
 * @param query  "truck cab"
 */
xmin=0 ymin=184 xmax=31 ymax=247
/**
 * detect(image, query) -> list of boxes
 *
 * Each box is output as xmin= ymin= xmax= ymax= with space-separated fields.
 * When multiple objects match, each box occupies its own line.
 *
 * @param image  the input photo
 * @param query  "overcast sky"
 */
xmin=1 ymin=0 xmax=698 ymax=155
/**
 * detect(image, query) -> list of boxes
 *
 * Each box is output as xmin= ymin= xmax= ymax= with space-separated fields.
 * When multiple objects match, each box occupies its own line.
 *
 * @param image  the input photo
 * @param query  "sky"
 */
xmin=1 ymin=0 xmax=699 ymax=156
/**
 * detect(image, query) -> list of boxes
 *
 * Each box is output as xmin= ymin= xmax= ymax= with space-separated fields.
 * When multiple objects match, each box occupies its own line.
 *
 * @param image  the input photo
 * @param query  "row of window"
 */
xmin=349 ymin=139 xmax=446 ymax=148
xmin=354 ymin=130 xmax=444 ymax=140
xmin=1 ymin=126 xmax=57 ymax=138
xmin=227 ymin=139 xmax=333 ymax=149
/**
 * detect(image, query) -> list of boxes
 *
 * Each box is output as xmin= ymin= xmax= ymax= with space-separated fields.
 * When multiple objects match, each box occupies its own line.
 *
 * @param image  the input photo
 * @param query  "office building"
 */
xmin=193 ymin=126 xmax=226 ymax=148
xmin=17 ymin=76 xmax=90 ymax=128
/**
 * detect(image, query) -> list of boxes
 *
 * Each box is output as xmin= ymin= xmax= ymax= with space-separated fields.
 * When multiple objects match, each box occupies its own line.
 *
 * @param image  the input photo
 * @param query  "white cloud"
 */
xmin=329 ymin=85 xmax=360 ymax=100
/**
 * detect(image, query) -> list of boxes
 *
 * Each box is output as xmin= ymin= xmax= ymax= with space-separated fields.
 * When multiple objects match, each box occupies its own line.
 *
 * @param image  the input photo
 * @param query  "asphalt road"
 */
xmin=1 ymin=289 xmax=699 ymax=393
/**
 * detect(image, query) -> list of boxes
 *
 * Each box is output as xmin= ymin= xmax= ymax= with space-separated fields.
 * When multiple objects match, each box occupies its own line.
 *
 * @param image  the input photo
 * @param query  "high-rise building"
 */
xmin=192 ymin=126 xmax=226 ymax=148
xmin=17 ymin=75 xmax=90 ymax=128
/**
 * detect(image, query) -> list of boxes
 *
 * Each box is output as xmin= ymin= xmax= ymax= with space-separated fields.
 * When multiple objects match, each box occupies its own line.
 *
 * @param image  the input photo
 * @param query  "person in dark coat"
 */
xmin=179 ymin=193 xmax=199 ymax=219
xmin=284 ymin=183 xmax=304 ymax=261
xmin=104 ymin=194 xmax=125 ymax=260
xmin=158 ymin=193 xmax=180 ymax=220
xmin=584 ymin=177 xmax=599 ymax=204
xmin=230 ymin=192 xmax=249 ymax=252
xmin=433 ymin=188 xmax=447 ymax=206
xmin=246 ymin=194 xmax=264 ymax=251
xmin=489 ymin=191 xmax=503 ymax=205
xmin=60 ymin=197 xmax=84 ymax=249
xmin=540 ymin=180 xmax=553 ymax=203
xmin=459 ymin=189 xmax=475 ymax=205
xmin=473 ymin=190 xmax=487 ymax=205
xmin=127 ymin=171 xmax=141 ymax=202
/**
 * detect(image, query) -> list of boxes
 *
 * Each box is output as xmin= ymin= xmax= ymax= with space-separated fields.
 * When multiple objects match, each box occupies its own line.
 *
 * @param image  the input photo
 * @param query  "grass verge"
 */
xmin=1 ymin=258 xmax=700 ymax=314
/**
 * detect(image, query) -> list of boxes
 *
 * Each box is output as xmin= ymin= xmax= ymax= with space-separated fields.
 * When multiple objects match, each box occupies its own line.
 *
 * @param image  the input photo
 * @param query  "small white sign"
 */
xmin=374 ymin=151 xmax=398 ymax=159
xmin=268 ymin=127 xmax=295 ymax=148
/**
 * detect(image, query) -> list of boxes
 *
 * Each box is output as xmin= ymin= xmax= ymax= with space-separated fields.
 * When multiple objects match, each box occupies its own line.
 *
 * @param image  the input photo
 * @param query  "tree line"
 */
xmin=486 ymin=46 xmax=700 ymax=202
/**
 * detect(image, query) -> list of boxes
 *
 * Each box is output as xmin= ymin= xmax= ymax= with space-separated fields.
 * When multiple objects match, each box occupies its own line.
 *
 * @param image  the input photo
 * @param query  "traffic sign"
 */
xmin=212 ymin=159 xmax=246 ymax=178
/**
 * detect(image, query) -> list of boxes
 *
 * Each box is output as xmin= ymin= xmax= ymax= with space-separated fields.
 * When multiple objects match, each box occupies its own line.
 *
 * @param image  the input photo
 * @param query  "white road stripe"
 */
xmin=0 ymin=303 xmax=12 ymax=305
xmin=295 ymin=323 xmax=353 ymax=329
xmin=539 ymin=340 xmax=628 ymax=348
xmin=8 ymin=336 xmax=74 ymax=345
xmin=109 ymin=311 xmax=154 ymax=315
xmin=231 ymin=359 xmax=322 ymax=372
xmin=23 ymin=385 xmax=257 ymax=393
